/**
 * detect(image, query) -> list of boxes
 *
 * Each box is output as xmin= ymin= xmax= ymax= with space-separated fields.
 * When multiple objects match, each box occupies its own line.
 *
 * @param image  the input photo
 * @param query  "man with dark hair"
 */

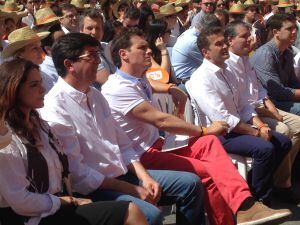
xmin=186 ymin=25 xmax=292 ymax=223
xmin=123 ymin=6 xmax=140 ymax=28
xmin=80 ymin=8 xmax=114 ymax=86
xmin=251 ymin=13 xmax=300 ymax=115
xmin=225 ymin=20 xmax=300 ymax=203
xmin=102 ymin=27 xmax=291 ymax=225
xmin=41 ymin=32 xmax=204 ymax=225
xmin=57 ymin=3 xmax=79 ymax=33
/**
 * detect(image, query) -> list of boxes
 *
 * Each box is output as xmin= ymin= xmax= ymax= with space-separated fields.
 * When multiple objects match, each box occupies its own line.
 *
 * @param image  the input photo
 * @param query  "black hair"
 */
xmin=111 ymin=27 xmax=144 ymax=68
xmin=266 ymin=12 xmax=296 ymax=31
xmin=124 ymin=6 xmax=140 ymax=20
xmin=51 ymin=33 xmax=100 ymax=77
xmin=145 ymin=19 xmax=167 ymax=64
xmin=197 ymin=26 xmax=224 ymax=56
xmin=138 ymin=6 xmax=154 ymax=31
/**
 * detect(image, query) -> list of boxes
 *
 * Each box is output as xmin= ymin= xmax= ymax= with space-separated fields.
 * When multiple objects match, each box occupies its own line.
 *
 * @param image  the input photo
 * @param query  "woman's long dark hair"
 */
xmin=145 ymin=19 xmax=168 ymax=64
xmin=0 ymin=59 xmax=41 ymax=144
xmin=138 ymin=6 xmax=154 ymax=31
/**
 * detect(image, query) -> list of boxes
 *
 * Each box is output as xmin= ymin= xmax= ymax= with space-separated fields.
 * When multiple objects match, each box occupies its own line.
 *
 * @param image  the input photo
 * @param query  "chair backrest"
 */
xmin=185 ymin=80 xmax=202 ymax=125
xmin=152 ymin=93 xmax=175 ymax=115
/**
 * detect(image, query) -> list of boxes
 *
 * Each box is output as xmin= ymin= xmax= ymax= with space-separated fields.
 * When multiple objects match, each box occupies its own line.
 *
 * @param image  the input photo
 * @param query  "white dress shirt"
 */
xmin=0 ymin=129 xmax=62 ymax=225
xmin=61 ymin=25 xmax=70 ymax=34
xmin=226 ymin=51 xmax=268 ymax=107
xmin=188 ymin=59 xmax=257 ymax=131
xmin=40 ymin=55 xmax=59 ymax=94
xmin=39 ymin=77 xmax=139 ymax=195
xmin=294 ymin=51 xmax=300 ymax=80
xmin=101 ymin=69 xmax=160 ymax=156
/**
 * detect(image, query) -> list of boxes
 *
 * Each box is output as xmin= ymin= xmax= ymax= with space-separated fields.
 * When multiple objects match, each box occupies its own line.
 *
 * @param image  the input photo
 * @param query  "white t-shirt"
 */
xmin=101 ymin=69 xmax=160 ymax=156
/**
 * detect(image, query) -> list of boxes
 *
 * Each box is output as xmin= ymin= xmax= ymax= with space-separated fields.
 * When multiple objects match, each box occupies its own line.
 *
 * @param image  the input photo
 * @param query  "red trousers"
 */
xmin=140 ymin=135 xmax=251 ymax=225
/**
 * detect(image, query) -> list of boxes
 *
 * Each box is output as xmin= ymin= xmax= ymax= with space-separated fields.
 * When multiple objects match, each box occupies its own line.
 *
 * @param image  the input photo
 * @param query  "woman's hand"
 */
xmin=155 ymin=37 xmax=167 ymax=52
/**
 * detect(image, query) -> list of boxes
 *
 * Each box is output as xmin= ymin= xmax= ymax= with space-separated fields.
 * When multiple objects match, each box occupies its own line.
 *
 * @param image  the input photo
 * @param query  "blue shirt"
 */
xmin=250 ymin=40 xmax=300 ymax=101
xmin=171 ymin=27 xmax=203 ymax=80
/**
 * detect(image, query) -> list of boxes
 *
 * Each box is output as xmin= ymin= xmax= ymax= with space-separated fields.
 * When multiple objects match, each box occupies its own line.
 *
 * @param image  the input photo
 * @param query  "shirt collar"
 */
xmin=202 ymin=58 xmax=226 ymax=73
xmin=115 ymin=68 xmax=146 ymax=84
xmin=57 ymin=77 xmax=90 ymax=104
xmin=268 ymin=39 xmax=282 ymax=56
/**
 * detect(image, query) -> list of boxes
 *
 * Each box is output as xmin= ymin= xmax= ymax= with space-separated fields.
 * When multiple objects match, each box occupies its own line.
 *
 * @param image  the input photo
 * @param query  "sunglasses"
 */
xmin=217 ymin=3 xmax=226 ymax=7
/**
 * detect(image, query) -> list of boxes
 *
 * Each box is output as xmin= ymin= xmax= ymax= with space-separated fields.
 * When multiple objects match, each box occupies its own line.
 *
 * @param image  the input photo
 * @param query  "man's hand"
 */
xmin=258 ymin=126 xmax=272 ymax=141
xmin=132 ymin=186 xmax=157 ymax=204
xmin=142 ymin=177 xmax=162 ymax=205
xmin=206 ymin=121 xmax=229 ymax=136
xmin=168 ymin=86 xmax=187 ymax=118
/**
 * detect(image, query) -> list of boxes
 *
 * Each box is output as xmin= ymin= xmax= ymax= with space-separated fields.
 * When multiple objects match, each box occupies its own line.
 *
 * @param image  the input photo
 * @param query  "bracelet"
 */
xmin=200 ymin=126 xmax=207 ymax=136
xmin=203 ymin=127 xmax=207 ymax=136
xmin=161 ymin=53 xmax=169 ymax=56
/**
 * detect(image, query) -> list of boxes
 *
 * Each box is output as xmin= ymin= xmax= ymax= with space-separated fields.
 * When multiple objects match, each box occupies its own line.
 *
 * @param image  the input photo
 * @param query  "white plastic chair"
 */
xmin=185 ymin=81 xmax=252 ymax=180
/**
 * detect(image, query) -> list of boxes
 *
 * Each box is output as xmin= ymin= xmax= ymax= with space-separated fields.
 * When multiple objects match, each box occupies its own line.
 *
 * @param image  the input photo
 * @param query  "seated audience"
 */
xmin=0 ymin=58 xmax=148 ymax=225
xmin=251 ymin=13 xmax=300 ymax=115
xmin=187 ymin=25 xmax=291 ymax=205
xmin=40 ymin=33 xmax=205 ymax=225
xmin=101 ymin=27 xmax=291 ymax=225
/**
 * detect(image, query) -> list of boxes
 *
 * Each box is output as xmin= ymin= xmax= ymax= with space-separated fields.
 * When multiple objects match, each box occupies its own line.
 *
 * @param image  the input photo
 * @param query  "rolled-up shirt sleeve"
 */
xmin=251 ymin=50 xmax=295 ymax=101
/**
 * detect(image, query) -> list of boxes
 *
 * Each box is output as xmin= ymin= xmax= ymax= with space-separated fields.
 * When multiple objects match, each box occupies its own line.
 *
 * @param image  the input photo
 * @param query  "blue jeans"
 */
xmin=219 ymin=131 xmax=291 ymax=202
xmin=274 ymin=100 xmax=300 ymax=116
xmin=89 ymin=170 xmax=204 ymax=225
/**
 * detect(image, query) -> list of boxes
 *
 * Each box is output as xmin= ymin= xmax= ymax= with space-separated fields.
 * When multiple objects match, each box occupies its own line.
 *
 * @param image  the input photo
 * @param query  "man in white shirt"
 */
xmin=57 ymin=3 xmax=79 ymax=34
xmin=187 ymin=25 xmax=291 ymax=206
xmin=39 ymin=33 xmax=204 ymax=225
xmin=101 ymin=27 xmax=291 ymax=225
xmin=225 ymin=20 xmax=300 ymax=203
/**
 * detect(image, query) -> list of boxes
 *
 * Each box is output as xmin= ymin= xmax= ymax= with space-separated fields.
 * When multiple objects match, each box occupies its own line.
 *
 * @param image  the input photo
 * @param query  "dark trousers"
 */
xmin=0 ymin=201 xmax=129 ymax=225
xmin=219 ymin=131 xmax=291 ymax=201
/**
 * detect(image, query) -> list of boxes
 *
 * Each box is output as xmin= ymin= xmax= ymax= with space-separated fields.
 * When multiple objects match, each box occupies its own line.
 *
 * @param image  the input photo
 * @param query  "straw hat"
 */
xmin=2 ymin=26 xmax=50 ymax=58
xmin=229 ymin=2 xmax=245 ymax=14
xmin=277 ymin=0 xmax=294 ymax=7
xmin=244 ymin=0 xmax=257 ymax=8
xmin=148 ymin=0 xmax=168 ymax=6
xmin=35 ymin=8 xmax=62 ymax=26
xmin=155 ymin=3 xmax=183 ymax=19
xmin=0 ymin=1 xmax=23 ymax=13
xmin=174 ymin=0 xmax=191 ymax=7
xmin=70 ymin=0 xmax=91 ymax=9
xmin=112 ymin=0 xmax=131 ymax=19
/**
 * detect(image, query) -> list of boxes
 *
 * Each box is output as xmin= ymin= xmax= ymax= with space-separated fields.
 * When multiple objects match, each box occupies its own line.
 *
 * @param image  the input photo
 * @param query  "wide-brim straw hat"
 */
xmin=155 ymin=3 xmax=183 ymax=19
xmin=2 ymin=26 xmax=50 ymax=58
xmin=244 ymin=0 xmax=257 ymax=8
xmin=174 ymin=0 xmax=191 ymax=7
xmin=70 ymin=0 xmax=91 ymax=9
xmin=277 ymin=0 xmax=294 ymax=7
xmin=35 ymin=7 xmax=62 ymax=26
xmin=112 ymin=0 xmax=131 ymax=19
xmin=0 ymin=1 xmax=23 ymax=13
xmin=229 ymin=2 xmax=245 ymax=14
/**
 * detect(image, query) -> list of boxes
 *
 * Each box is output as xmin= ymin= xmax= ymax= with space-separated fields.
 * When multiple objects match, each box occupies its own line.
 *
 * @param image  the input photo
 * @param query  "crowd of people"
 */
xmin=0 ymin=0 xmax=300 ymax=224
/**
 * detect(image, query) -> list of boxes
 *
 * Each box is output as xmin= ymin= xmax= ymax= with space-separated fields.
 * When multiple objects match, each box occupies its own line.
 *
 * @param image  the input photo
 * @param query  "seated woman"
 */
xmin=145 ymin=19 xmax=177 ymax=84
xmin=0 ymin=59 xmax=148 ymax=225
